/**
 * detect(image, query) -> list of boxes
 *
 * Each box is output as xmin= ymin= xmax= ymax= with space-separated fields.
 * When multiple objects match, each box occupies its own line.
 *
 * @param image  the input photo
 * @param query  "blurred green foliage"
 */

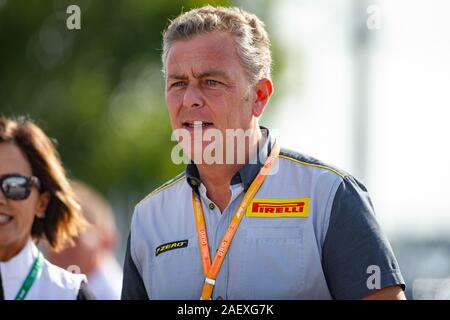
xmin=0 ymin=0 xmax=282 ymax=214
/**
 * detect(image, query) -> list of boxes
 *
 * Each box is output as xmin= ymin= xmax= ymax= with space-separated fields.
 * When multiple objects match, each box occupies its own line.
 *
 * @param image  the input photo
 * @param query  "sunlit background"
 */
xmin=1 ymin=0 xmax=449 ymax=299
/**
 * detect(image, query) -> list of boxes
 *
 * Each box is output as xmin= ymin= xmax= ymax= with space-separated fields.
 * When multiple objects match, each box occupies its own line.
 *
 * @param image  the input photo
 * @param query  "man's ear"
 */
xmin=35 ymin=191 xmax=50 ymax=218
xmin=252 ymin=78 xmax=273 ymax=117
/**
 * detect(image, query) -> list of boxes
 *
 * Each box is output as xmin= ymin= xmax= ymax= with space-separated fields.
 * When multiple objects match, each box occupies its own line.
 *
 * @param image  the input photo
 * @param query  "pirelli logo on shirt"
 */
xmin=246 ymin=198 xmax=310 ymax=218
xmin=155 ymin=240 xmax=188 ymax=256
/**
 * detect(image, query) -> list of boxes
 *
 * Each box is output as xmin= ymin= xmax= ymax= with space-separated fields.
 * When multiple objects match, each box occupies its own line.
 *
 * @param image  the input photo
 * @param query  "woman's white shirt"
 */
xmin=0 ymin=238 xmax=87 ymax=300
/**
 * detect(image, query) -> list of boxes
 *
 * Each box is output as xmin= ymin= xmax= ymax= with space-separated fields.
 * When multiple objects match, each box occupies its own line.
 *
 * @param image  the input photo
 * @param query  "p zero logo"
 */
xmin=155 ymin=240 xmax=188 ymax=256
xmin=246 ymin=198 xmax=310 ymax=218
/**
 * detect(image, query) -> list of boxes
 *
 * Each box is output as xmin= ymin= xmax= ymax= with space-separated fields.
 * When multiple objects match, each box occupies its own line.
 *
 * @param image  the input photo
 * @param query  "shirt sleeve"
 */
xmin=322 ymin=175 xmax=406 ymax=299
xmin=121 ymin=233 xmax=149 ymax=300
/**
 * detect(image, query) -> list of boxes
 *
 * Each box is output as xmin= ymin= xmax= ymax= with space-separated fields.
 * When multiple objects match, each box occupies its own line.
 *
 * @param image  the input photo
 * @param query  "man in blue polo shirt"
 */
xmin=121 ymin=5 xmax=406 ymax=300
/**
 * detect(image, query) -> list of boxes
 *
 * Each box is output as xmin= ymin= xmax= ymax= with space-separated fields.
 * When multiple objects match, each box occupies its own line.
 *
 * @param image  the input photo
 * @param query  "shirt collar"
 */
xmin=186 ymin=126 xmax=274 ymax=192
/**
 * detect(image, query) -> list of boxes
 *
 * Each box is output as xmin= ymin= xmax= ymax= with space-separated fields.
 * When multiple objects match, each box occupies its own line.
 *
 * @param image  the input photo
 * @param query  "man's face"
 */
xmin=165 ymin=31 xmax=257 ymax=161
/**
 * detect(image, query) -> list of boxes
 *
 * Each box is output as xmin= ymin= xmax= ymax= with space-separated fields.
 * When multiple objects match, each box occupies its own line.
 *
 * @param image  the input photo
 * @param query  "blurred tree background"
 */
xmin=0 ymin=0 xmax=283 ymax=248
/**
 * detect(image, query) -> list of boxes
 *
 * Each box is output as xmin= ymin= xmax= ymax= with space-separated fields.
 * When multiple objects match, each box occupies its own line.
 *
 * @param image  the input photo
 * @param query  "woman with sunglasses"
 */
xmin=0 ymin=116 xmax=94 ymax=300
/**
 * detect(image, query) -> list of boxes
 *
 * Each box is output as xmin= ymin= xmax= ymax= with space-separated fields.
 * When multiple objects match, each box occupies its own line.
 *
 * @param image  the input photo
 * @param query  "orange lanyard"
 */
xmin=192 ymin=142 xmax=280 ymax=300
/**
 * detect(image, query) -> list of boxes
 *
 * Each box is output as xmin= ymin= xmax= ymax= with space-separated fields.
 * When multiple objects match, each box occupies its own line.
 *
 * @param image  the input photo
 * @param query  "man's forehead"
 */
xmin=166 ymin=50 xmax=240 ymax=80
xmin=170 ymin=31 xmax=235 ymax=54
xmin=165 ymin=32 xmax=242 ymax=76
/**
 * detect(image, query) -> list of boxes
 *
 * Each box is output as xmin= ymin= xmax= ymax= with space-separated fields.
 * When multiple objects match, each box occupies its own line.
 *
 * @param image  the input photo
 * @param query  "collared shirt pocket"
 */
xmin=228 ymin=226 xmax=305 ymax=299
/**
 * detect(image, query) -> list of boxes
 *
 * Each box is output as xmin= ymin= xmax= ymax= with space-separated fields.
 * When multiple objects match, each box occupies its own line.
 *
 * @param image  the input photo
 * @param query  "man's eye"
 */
xmin=171 ymin=81 xmax=185 ymax=88
xmin=206 ymin=79 xmax=220 ymax=86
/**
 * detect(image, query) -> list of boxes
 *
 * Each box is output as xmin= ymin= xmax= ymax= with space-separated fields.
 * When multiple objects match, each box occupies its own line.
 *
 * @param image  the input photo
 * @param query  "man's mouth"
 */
xmin=0 ymin=213 xmax=13 ymax=225
xmin=182 ymin=121 xmax=214 ymax=129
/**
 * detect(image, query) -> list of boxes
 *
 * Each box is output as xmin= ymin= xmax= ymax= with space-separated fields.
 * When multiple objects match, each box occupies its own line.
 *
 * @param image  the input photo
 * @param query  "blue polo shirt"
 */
xmin=121 ymin=128 xmax=405 ymax=299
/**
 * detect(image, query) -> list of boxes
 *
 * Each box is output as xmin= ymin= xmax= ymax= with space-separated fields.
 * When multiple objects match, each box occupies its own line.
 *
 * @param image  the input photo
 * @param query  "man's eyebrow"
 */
xmin=167 ymin=70 xmax=232 ymax=82
xmin=167 ymin=73 xmax=188 ymax=80
xmin=193 ymin=69 xmax=231 ymax=80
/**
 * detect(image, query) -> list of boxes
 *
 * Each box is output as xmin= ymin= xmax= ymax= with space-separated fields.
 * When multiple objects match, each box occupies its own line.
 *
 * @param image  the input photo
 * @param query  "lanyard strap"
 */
xmin=192 ymin=141 xmax=280 ymax=300
xmin=15 ymin=251 xmax=44 ymax=300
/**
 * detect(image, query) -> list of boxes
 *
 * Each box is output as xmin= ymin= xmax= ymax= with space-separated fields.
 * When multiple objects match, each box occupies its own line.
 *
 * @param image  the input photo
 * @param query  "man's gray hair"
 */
xmin=162 ymin=6 xmax=272 ymax=83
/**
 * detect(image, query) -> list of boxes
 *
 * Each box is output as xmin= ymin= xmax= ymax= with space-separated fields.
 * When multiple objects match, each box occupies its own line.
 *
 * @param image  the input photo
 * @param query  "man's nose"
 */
xmin=183 ymin=84 xmax=203 ymax=109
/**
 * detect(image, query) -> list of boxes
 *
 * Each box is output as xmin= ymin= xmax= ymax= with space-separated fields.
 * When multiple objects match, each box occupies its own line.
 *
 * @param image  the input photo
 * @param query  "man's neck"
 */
xmin=196 ymin=126 xmax=263 ymax=212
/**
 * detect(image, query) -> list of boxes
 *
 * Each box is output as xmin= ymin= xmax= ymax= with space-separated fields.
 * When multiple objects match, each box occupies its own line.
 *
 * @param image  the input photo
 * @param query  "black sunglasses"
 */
xmin=0 ymin=174 xmax=41 ymax=200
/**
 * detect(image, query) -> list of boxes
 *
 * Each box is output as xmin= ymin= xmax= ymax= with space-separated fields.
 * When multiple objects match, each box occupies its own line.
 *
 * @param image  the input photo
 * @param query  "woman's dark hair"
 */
xmin=0 ymin=116 xmax=88 ymax=251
